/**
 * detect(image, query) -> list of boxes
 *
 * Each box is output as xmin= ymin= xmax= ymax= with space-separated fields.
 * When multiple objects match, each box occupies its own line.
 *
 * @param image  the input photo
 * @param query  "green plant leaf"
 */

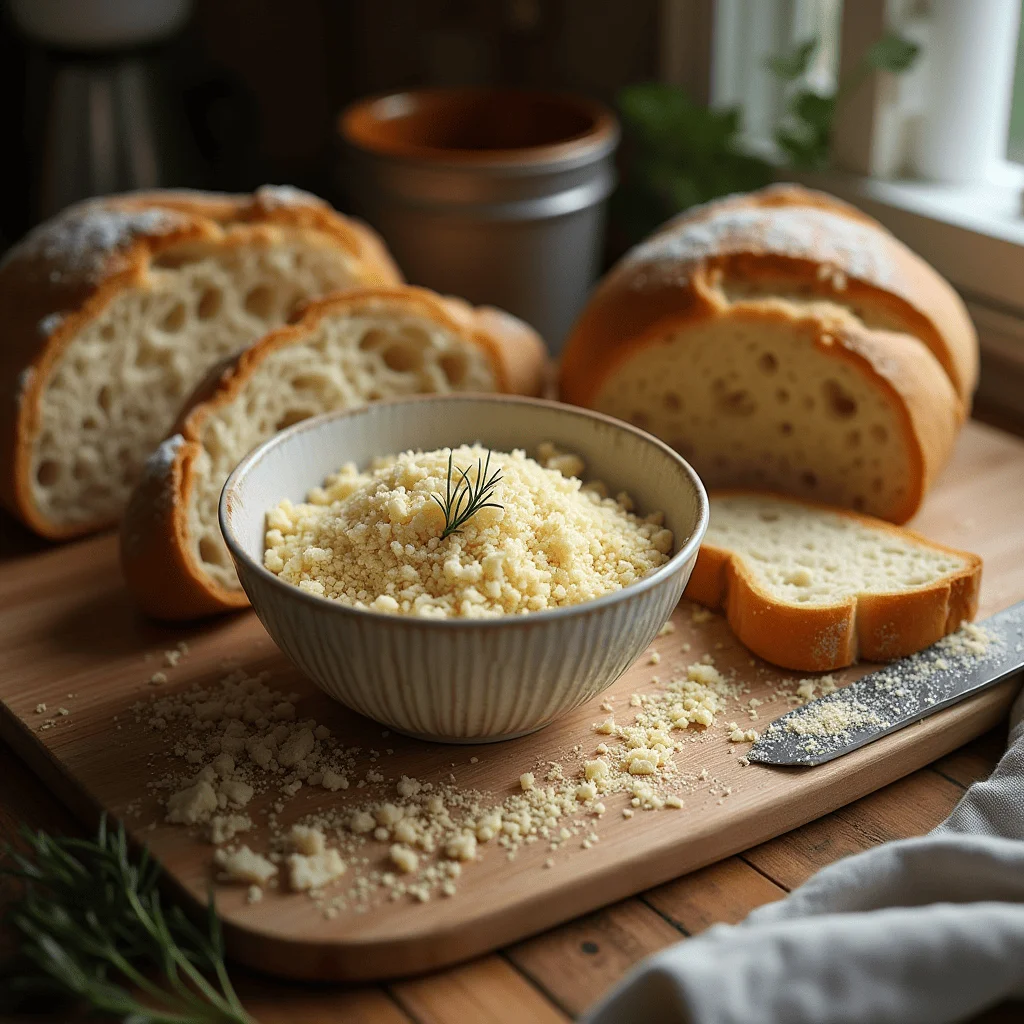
xmin=611 ymin=80 xmax=774 ymax=245
xmin=766 ymin=37 xmax=819 ymax=81
xmin=618 ymin=82 xmax=693 ymax=145
xmin=865 ymin=32 xmax=920 ymax=73
xmin=790 ymin=90 xmax=836 ymax=133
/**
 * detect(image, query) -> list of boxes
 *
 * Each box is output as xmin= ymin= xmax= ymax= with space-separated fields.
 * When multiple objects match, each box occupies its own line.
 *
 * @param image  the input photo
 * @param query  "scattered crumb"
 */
xmin=390 ymin=845 xmax=420 ymax=874
xmin=290 ymin=824 xmax=326 ymax=855
xmin=214 ymin=847 xmax=277 ymax=886
xmin=125 ymin=610 xmax=819 ymax=919
xmin=727 ymin=723 xmax=759 ymax=744
xmin=288 ymin=848 xmax=346 ymax=891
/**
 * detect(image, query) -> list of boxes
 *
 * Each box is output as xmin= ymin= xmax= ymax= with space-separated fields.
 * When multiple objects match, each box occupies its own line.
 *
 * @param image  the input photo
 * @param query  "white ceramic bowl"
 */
xmin=220 ymin=395 xmax=708 ymax=742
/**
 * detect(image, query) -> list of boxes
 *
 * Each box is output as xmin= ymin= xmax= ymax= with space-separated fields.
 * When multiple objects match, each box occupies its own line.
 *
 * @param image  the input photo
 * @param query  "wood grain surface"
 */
xmin=1 ymin=421 xmax=1023 ymax=987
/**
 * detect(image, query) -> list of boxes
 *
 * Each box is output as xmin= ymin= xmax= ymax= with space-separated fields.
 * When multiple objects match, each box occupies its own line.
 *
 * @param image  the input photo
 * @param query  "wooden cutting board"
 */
xmin=2 ymin=420 xmax=1023 ymax=983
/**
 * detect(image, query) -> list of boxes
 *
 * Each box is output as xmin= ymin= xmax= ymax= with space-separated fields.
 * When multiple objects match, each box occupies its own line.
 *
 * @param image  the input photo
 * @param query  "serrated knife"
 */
xmin=747 ymin=600 xmax=1024 ymax=767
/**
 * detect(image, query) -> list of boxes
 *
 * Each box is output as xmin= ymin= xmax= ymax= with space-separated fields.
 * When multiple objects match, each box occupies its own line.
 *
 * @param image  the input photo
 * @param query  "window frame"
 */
xmin=660 ymin=0 xmax=1024 ymax=423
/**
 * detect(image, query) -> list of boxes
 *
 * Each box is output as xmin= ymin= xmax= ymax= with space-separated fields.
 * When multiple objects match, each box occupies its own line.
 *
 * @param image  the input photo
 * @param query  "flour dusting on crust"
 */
xmin=254 ymin=185 xmax=324 ymax=210
xmin=623 ymin=204 xmax=894 ymax=290
xmin=1 ymin=203 xmax=184 ymax=281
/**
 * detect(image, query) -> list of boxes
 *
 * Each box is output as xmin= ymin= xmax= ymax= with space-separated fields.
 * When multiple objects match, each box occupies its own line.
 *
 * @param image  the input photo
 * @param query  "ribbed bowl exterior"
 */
xmin=236 ymin=548 xmax=695 ymax=742
xmin=221 ymin=395 xmax=708 ymax=742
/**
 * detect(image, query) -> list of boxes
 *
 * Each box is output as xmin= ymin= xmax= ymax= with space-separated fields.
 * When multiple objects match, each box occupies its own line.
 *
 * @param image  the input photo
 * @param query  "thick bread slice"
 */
xmin=0 ymin=186 xmax=401 ymax=539
xmin=562 ymin=184 xmax=977 ymax=407
xmin=120 ymin=285 xmax=547 ymax=620
xmin=581 ymin=304 xmax=960 ymax=523
xmin=684 ymin=491 xmax=982 ymax=671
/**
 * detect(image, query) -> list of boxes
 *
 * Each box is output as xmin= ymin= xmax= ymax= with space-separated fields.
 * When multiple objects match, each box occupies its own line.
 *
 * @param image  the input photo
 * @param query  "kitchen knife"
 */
xmin=747 ymin=600 xmax=1024 ymax=767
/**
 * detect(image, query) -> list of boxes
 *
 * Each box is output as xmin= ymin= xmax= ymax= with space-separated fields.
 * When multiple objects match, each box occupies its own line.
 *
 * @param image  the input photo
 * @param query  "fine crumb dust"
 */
xmin=129 ymin=605 xmax=772 ymax=916
xmin=121 ymin=609 xmax=993 ymax=917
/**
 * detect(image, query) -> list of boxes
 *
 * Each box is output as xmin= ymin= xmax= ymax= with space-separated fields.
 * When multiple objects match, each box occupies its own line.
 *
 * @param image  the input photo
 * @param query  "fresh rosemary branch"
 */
xmin=431 ymin=448 xmax=504 ymax=540
xmin=0 ymin=816 xmax=252 ymax=1023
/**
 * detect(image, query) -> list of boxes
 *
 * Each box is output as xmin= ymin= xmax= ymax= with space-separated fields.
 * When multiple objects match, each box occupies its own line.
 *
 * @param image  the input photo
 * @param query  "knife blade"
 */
xmin=747 ymin=600 xmax=1024 ymax=767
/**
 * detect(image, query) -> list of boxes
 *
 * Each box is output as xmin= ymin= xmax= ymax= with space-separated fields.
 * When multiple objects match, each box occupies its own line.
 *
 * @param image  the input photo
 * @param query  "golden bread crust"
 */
xmin=120 ymin=285 xmax=548 ymax=620
xmin=560 ymin=183 xmax=977 ymax=408
xmin=684 ymin=489 xmax=982 ymax=672
xmin=0 ymin=187 xmax=401 ymax=539
xmin=586 ymin=301 xmax=960 ymax=524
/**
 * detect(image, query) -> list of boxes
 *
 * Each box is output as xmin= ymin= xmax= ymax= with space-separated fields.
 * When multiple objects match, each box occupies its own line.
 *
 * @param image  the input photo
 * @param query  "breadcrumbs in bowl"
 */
xmin=220 ymin=394 xmax=708 ymax=741
xmin=263 ymin=443 xmax=673 ymax=618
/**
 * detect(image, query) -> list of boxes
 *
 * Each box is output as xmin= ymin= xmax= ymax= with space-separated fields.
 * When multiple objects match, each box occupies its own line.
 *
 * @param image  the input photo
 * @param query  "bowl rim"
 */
xmin=219 ymin=393 xmax=709 ymax=630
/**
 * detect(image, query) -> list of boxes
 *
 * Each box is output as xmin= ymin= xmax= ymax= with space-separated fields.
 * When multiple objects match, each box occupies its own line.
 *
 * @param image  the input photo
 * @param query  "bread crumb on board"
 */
xmin=214 ymin=846 xmax=277 ymax=886
xmin=133 ymin=648 xmax=746 ymax=914
xmin=289 ymin=849 xmax=347 ymax=891
xmin=129 ymin=613 xmax=996 ymax=918
xmin=727 ymin=724 xmax=760 ymax=744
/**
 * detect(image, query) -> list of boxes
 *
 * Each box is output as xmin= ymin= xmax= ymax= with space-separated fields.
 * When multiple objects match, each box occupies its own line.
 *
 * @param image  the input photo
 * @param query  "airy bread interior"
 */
xmin=591 ymin=305 xmax=917 ymax=519
xmin=718 ymin=279 xmax=907 ymax=332
xmin=32 ymin=239 xmax=357 ymax=529
xmin=704 ymin=493 xmax=969 ymax=606
xmin=186 ymin=308 xmax=498 ymax=590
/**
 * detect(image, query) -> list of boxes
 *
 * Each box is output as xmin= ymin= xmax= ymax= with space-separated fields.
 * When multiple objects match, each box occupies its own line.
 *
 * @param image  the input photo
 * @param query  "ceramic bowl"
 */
xmin=219 ymin=394 xmax=708 ymax=743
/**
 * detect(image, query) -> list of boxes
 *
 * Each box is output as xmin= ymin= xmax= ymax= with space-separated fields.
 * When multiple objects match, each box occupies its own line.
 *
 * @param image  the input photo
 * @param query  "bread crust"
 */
xmin=684 ymin=489 xmax=982 ymax=672
xmin=0 ymin=187 xmax=402 ymax=539
xmin=120 ymin=285 xmax=548 ymax=620
xmin=585 ymin=300 xmax=960 ymax=523
xmin=560 ymin=183 xmax=978 ymax=409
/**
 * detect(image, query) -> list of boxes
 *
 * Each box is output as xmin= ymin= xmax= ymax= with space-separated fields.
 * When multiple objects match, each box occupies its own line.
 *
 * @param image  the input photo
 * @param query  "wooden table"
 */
xmin=2 ymin=418 xmax=1023 ymax=1024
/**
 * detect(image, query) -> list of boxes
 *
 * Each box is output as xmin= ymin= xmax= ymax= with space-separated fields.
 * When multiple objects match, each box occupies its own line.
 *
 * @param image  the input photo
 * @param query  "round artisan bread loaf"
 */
xmin=0 ymin=186 xmax=402 ymax=540
xmin=120 ymin=284 xmax=548 ymax=620
xmin=685 ymin=491 xmax=982 ymax=671
xmin=559 ymin=184 xmax=977 ymax=523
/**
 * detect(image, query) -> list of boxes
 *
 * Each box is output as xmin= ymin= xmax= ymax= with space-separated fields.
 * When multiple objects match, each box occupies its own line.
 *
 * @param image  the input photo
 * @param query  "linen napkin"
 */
xmin=584 ymin=684 xmax=1024 ymax=1024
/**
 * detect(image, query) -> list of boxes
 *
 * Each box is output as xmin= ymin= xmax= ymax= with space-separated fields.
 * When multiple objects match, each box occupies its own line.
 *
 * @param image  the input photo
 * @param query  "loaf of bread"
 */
xmin=120 ymin=285 xmax=548 ymax=620
xmin=0 ymin=186 xmax=401 ymax=539
xmin=560 ymin=185 xmax=977 ymax=523
xmin=685 ymin=491 xmax=982 ymax=671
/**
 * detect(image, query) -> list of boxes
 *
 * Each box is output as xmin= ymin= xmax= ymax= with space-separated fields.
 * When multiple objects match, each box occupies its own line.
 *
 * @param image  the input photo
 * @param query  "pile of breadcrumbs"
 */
xmin=133 ymin=615 xmax=752 ymax=911
xmin=127 ymin=611 xmax=998 ymax=915
xmin=263 ymin=442 xmax=673 ymax=618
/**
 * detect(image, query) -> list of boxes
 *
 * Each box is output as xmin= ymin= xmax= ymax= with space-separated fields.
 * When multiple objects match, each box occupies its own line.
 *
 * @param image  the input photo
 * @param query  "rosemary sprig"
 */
xmin=0 ymin=816 xmax=252 ymax=1023
xmin=431 ymin=448 xmax=504 ymax=540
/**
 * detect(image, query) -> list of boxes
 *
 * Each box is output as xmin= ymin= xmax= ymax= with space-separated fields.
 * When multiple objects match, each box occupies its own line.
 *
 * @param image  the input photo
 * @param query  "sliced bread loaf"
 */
xmin=0 ymin=186 xmax=401 ymax=539
xmin=685 ymin=491 xmax=982 ymax=671
xmin=120 ymin=285 xmax=548 ymax=620
xmin=559 ymin=184 xmax=976 ymax=523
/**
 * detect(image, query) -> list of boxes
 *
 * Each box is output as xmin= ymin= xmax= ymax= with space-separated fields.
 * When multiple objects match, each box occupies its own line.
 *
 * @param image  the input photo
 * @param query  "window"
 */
xmin=1009 ymin=3 xmax=1024 ymax=164
xmin=710 ymin=0 xmax=843 ymax=155
xmin=670 ymin=0 xmax=1024 ymax=423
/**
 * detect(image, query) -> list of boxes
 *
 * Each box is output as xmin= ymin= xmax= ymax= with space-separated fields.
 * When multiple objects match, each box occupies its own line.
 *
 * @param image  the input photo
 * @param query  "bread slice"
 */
xmin=0 ymin=186 xmax=401 ymax=539
xmin=684 ymin=491 xmax=982 ymax=671
xmin=560 ymin=184 xmax=976 ymax=523
xmin=120 ymin=285 xmax=548 ymax=620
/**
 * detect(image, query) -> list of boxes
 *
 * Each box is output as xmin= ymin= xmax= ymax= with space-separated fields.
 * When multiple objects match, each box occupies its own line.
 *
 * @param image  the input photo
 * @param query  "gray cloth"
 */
xmin=584 ymin=686 xmax=1024 ymax=1024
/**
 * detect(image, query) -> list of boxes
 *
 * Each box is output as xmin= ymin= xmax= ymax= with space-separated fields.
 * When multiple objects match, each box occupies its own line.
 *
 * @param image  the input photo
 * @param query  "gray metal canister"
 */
xmin=339 ymin=89 xmax=619 ymax=353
